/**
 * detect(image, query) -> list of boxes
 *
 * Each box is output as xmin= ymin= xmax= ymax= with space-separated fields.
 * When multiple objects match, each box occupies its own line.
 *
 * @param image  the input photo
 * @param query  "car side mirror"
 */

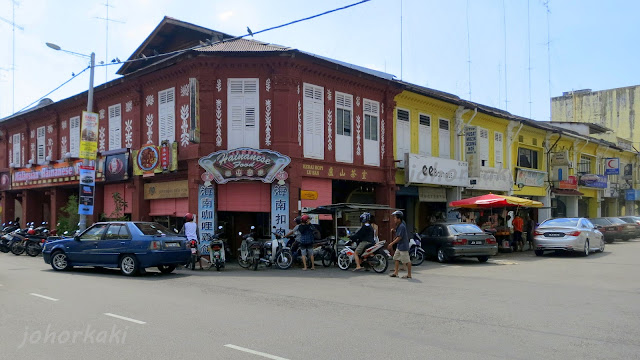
xmin=74 ymin=235 xmax=80 ymax=241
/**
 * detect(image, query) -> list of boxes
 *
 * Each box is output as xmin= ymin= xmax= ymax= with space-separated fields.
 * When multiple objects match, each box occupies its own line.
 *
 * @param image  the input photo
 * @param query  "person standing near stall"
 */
xmin=512 ymin=213 xmax=524 ymax=252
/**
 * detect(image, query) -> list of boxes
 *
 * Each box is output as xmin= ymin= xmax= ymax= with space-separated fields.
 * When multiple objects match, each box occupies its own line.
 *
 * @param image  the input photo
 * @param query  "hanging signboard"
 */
xmin=558 ymin=175 xmax=578 ymax=189
xmin=579 ymin=174 xmax=607 ymax=188
xmin=0 ymin=172 xmax=9 ymax=191
xmin=405 ymin=153 xmax=468 ymax=187
xmin=198 ymin=148 xmax=291 ymax=185
xmin=550 ymin=150 xmax=570 ymax=166
xmin=104 ymin=152 xmax=130 ymax=182
xmin=515 ymin=168 xmax=546 ymax=187
xmin=271 ymin=183 xmax=290 ymax=237
xmin=77 ymin=165 xmax=96 ymax=216
xmin=79 ymin=111 xmax=99 ymax=160
xmin=604 ymin=158 xmax=620 ymax=175
xmin=144 ymin=180 xmax=189 ymax=200
xmin=418 ymin=187 xmax=447 ymax=202
xmin=198 ymin=185 xmax=215 ymax=256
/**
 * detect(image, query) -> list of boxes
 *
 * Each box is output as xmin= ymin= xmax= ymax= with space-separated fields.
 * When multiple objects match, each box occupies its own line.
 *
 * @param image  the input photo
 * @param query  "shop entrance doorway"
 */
xmin=217 ymin=211 xmax=271 ymax=258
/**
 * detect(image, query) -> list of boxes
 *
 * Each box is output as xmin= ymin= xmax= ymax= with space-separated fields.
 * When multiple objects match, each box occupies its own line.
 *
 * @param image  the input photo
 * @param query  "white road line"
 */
xmin=224 ymin=344 xmax=289 ymax=360
xmin=29 ymin=293 xmax=59 ymax=302
xmin=104 ymin=313 xmax=146 ymax=325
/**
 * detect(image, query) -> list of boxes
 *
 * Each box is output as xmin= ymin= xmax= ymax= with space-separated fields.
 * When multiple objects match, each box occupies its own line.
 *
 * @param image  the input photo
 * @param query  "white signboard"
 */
xmin=405 ymin=153 xmax=468 ymax=187
xmin=418 ymin=187 xmax=447 ymax=202
xmin=469 ymin=167 xmax=514 ymax=191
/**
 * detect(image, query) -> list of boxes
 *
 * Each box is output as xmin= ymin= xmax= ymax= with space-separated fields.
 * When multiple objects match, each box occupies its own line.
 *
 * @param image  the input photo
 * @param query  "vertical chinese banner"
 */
xmin=198 ymin=185 xmax=215 ymax=256
xmin=271 ymin=183 xmax=289 ymax=237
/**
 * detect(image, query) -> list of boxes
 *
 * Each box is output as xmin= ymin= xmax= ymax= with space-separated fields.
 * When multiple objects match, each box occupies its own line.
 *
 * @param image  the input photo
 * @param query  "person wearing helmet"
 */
xmin=296 ymin=215 xmax=316 ymax=270
xmin=389 ymin=210 xmax=411 ymax=279
xmin=181 ymin=213 xmax=202 ymax=270
xmin=350 ymin=212 xmax=375 ymax=271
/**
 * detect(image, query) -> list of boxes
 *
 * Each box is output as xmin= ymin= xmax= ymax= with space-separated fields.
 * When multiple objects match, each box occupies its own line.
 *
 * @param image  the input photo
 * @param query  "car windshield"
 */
xmin=607 ymin=218 xmax=626 ymax=225
xmin=135 ymin=222 xmax=177 ymax=236
xmin=449 ymin=224 xmax=484 ymax=234
xmin=589 ymin=218 xmax=610 ymax=225
xmin=540 ymin=218 xmax=579 ymax=227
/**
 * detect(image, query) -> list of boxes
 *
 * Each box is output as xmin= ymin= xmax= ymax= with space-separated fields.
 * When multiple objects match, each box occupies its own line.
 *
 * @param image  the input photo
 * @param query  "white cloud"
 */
xmin=218 ymin=11 xmax=233 ymax=21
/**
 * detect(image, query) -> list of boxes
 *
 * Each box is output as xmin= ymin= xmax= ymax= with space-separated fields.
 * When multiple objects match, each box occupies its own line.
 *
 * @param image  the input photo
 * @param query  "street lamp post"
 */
xmin=46 ymin=42 xmax=95 ymax=232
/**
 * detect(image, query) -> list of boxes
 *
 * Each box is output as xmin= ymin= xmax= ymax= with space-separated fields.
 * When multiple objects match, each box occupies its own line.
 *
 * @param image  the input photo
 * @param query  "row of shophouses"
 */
xmin=1 ymin=17 xmax=638 ymax=245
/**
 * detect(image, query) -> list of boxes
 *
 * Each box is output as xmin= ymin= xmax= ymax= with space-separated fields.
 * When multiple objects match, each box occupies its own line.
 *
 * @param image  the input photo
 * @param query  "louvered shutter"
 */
xmin=227 ymin=79 xmax=259 ymax=149
xmin=243 ymin=80 xmax=258 ymax=148
xmin=108 ymin=104 xmax=122 ymax=150
xmin=37 ymin=126 xmax=46 ymax=164
xmin=13 ymin=133 xmax=20 ymax=166
xmin=69 ymin=116 xmax=80 ymax=157
xmin=438 ymin=119 xmax=450 ymax=159
xmin=303 ymin=86 xmax=315 ymax=157
xmin=363 ymin=99 xmax=379 ymax=166
xmin=335 ymin=92 xmax=353 ymax=163
xmin=303 ymin=84 xmax=324 ymax=159
xmin=494 ymin=132 xmax=504 ymax=168
xmin=396 ymin=109 xmax=410 ymax=167
xmin=228 ymin=79 xmax=245 ymax=149
xmin=478 ymin=127 xmax=489 ymax=167
xmin=158 ymin=88 xmax=175 ymax=143
xmin=418 ymin=114 xmax=431 ymax=156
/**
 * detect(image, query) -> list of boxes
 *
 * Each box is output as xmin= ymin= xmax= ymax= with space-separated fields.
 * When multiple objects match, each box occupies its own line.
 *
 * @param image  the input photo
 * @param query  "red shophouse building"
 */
xmin=0 ymin=17 xmax=401 ymax=248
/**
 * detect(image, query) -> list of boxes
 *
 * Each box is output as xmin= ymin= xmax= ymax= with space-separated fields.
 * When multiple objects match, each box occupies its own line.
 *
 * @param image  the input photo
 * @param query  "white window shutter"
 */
xmin=166 ymin=88 xmax=175 ymax=143
xmin=303 ymin=83 xmax=324 ymax=159
xmin=303 ymin=93 xmax=315 ymax=157
xmin=494 ymin=132 xmax=504 ymax=168
xmin=108 ymin=104 xmax=122 ymax=150
xmin=438 ymin=119 xmax=450 ymax=159
xmin=227 ymin=79 xmax=259 ymax=149
xmin=335 ymin=91 xmax=353 ymax=163
xmin=419 ymin=114 xmax=431 ymax=156
xmin=69 ymin=116 xmax=80 ymax=157
xmin=13 ymin=133 xmax=21 ymax=166
xmin=37 ymin=126 xmax=46 ymax=164
xmin=478 ymin=127 xmax=489 ymax=167
xmin=363 ymin=99 xmax=379 ymax=166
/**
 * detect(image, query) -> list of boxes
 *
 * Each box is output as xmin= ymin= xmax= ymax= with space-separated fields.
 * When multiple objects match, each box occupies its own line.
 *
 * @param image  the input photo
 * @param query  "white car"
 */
xmin=533 ymin=218 xmax=604 ymax=257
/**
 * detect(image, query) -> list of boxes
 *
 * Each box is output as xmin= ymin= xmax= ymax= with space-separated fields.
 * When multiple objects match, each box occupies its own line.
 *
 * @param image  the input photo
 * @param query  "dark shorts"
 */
xmin=513 ymin=231 xmax=523 ymax=244
xmin=300 ymin=243 xmax=313 ymax=256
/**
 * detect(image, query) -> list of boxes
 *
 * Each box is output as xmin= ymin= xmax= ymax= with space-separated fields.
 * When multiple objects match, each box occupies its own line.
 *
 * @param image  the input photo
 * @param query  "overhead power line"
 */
xmin=15 ymin=67 xmax=89 ymax=114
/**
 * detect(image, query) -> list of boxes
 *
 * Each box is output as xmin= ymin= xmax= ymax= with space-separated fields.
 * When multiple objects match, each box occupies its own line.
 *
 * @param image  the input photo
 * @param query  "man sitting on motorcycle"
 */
xmin=350 ymin=212 xmax=375 ymax=272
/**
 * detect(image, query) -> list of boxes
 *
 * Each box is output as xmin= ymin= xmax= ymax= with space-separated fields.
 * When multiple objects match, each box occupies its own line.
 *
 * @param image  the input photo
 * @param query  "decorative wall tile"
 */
xmin=99 ymin=109 xmax=105 ymax=120
xmin=125 ymin=100 xmax=133 ymax=112
xmin=145 ymin=95 xmax=154 ymax=107
xmin=327 ymin=109 xmax=333 ymax=151
xmin=264 ymin=100 xmax=272 ymax=146
xmin=265 ymin=79 xmax=271 ymax=92
xmin=327 ymin=89 xmax=332 ymax=101
xmin=61 ymin=136 xmax=68 ymax=155
xmin=47 ymin=125 xmax=53 ymax=134
xmin=180 ymin=104 xmax=190 ymax=147
xmin=47 ymin=138 xmax=53 ymax=158
xmin=297 ymin=100 xmax=302 ymax=146
xmin=180 ymin=83 xmax=190 ymax=97
xmin=215 ymin=99 xmax=222 ymax=146
xmin=356 ymin=114 xmax=361 ymax=156
xmin=98 ymin=127 xmax=106 ymax=151
xmin=356 ymin=96 xmax=361 ymax=107
xmin=61 ymin=120 xmax=67 ymax=130
xmin=30 ymin=130 xmax=35 ymax=139
xmin=381 ymin=117 xmax=386 ymax=159
xmin=124 ymin=119 xmax=133 ymax=148
xmin=145 ymin=114 xmax=154 ymax=143
xmin=216 ymin=79 xmax=222 ymax=92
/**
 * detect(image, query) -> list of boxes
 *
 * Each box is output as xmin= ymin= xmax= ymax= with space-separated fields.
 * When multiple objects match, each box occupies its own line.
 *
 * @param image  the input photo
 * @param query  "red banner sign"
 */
xmin=559 ymin=175 xmax=578 ymax=189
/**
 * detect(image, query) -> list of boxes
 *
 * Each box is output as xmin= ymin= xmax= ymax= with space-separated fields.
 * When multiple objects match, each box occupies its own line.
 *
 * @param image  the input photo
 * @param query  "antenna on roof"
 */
xmin=95 ymin=0 xmax=125 ymax=83
xmin=503 ymin=0 xmax=508 ymax=111
xmin=466 ymin=0 xmax=472 ymax=101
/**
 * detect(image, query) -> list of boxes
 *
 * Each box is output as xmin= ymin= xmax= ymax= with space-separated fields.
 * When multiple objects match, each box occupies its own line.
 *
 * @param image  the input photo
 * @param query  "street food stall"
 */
xmin=449 ymin=194 xmax=543 ymax=252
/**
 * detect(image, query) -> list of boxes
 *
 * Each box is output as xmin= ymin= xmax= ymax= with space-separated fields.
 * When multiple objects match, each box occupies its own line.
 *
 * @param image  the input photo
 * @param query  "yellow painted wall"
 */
xmin=551 ymin=87 xmax=640 ymax=147
xmin=466 ymin=113 xmax=510 ymax=168
xmin=511 ymin=125 xmax=548 ymax=196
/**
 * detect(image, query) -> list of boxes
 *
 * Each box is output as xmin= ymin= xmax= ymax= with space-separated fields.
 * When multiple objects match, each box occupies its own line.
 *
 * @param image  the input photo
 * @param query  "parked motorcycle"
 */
xmin=409 ymin=231 xmax=426 ymax=266
xmin=208 ymin=226 xmax=227 ymax=271
xmin=0 ymin=222 xmax=20 ymax=253
xmin=12 ymin=222 xmax=48 ymax=256
xmin=286 ymin=236 xmax=335 ymax=268
xmin=238 ymin=226 xmax=262 ymax=271
xmin=337 ymin=239 xmax=390 ymax=273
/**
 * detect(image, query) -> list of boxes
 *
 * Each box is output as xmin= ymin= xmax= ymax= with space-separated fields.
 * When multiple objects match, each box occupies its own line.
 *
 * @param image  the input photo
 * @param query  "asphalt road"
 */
xmin=1 ymin=240 xmax=640 ymax=360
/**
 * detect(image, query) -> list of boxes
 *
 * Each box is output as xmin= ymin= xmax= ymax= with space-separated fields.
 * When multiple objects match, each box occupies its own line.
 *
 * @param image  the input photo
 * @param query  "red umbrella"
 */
xmin=449 ymin=194 xmax=542 ymax=209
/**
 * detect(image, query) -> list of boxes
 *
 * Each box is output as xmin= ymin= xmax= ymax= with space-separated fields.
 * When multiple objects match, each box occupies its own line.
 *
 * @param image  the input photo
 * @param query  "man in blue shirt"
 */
xmin=389 ymin=210 xmax=411 ymax=279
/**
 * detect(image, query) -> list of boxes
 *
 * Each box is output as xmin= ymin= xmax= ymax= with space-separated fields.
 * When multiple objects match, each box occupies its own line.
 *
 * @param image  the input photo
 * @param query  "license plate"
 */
xmin=469 ymin=240 xmax=483 ymax=245
xmin=165 ymin=242 xmax=180 ymax=247
xmin=545 ymin=233 xmax=564 ymax=237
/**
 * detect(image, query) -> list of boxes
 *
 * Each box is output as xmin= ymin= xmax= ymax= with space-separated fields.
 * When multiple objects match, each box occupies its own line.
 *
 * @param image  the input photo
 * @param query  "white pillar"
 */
xmin=538 ymin=193 xmax=552 ymax=222
xmin=565 ymin=196 xmax=579 ymax=217
xmin=446 ymin=187 xmax=462 ymax=221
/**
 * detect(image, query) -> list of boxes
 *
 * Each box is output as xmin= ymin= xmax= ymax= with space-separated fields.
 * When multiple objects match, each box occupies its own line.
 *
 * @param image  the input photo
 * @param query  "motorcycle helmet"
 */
xmin=392 ymin=210 xmax=404 ymax=219
xmin=184 ymin=213 xmax=194 ymax=222
xmin=301 ymin=215 xmax=310 ymax=223
xmin=27 ymin=228 xmax=36 ymax=235
xmin=294 ymin=216 xmax=302 ymax=225
xmin=359 ymin=212 xmax=371 ymax=223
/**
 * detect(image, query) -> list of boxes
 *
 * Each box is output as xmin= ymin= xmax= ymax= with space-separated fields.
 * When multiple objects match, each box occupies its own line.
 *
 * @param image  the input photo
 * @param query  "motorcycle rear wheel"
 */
xmin=371 ymin=252 xmax=389 ymax=273
xmin=410 ymin=248 xmax=425 ymax=266
xmin=26 ymin=242 xmax=41 ymax=257
xmin=0 ymin=244 xmax=9 ymax=253
xmin=321 ymin=249 xmax=334 ymax=267
xmin=337 ymin=252 xmax=351 ymax=270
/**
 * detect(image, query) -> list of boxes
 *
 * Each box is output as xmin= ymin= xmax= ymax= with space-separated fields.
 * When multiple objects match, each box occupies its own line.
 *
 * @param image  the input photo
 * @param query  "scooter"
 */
xmin=409 ymin=231 xmax=426 ymax=266
xmin=208 ymin=226 xmax=226 ymax=271
xmin=337 ymin=239 xmax=390 ymax=273
xmin=186 ymin=239 xmax=199 ymax=270
xmin=238 ymin=226 xmax=262 ymax=271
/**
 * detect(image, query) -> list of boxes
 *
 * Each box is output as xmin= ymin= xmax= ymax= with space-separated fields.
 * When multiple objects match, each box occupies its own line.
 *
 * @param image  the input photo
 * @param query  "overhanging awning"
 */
xmin=552 ymin=188 xmax=584 ymax=196
xmin=304 ymin=203 xmax=401 ymax=215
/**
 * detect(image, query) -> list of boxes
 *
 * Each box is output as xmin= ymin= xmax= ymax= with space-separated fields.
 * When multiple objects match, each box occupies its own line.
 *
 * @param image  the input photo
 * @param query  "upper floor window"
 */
xmin=158 ymin=88 xmax=176 ymax=143
xmin=69 ymin=116 xmax=80 ymax=157
xmin=12 ymin=133 xmax=21 ymax=166
xmin=303 ymin=83 xmax=324 ymax=159
xmin=395 ymin=109 xmax=410 ymax=165
xmin=108 ymin=104 xmax=122 ymax=150
xmin=228 ymin=78 xmax=259 ymax=149
xmin=438 ymin=118 xmax=450 ymax=158
xmin=335 ymin=92 xmax=353 ymax=163
xmin=36 ymin=126 xmax=46 ymax=164
xmin=578 ymin=155 xmax=593 ymax=174
xmin=517 ymin=147 xmax=539 ymax=169
xmin=363 ymin=99 xmax=380 ymax=166
xmin=418 ymin=114 xmax=431 ymax=156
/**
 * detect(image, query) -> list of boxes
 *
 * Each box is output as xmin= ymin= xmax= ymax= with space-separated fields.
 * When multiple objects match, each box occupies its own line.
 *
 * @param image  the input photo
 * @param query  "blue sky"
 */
xmin=1 ymin=0 xmax=639 ymax=122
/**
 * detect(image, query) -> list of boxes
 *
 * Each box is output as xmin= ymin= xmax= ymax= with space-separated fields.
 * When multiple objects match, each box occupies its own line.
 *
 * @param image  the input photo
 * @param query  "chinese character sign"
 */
xmin=271 ymin=183 xmax=289 ymax=238
xmin=198 ymin=185 xmax=215 ymax=256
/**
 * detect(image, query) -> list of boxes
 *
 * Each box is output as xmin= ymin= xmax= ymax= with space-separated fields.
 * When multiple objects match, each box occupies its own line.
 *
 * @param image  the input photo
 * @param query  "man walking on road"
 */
xmin=389 ymin=211 xmax=411 ymax=279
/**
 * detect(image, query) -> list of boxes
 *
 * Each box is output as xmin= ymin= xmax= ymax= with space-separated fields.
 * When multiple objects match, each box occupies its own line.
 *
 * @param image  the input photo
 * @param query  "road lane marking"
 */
xmin=104 ymin=313 xmax=146 ymax=325
xmin=29 ymin=293 xmax=59 ymax=302
xmin=224 ymin=344 xmax=289 ymax=360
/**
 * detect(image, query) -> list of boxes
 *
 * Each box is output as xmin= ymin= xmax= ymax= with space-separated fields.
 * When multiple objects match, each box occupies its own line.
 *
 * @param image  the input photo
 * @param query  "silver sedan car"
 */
xmin=533 ymin=218 xmax=604 ymax=257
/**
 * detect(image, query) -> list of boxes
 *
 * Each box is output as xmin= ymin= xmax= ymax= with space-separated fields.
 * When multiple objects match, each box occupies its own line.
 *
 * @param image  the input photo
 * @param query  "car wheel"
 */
xmin=582 ymin=240 xmax=590 ymax=257
xmin=51 ymin=251 xmax=71 ymax=271
xmin=158 ymin=265 xmax=176 ymax=274
xmin=534 ymin=250 xmax=544 ymax=256
xmin=119 ymin=254 xmax=139 ymax=276
xmin=437 ymin=248 xmax=449 ymax=263
xmin=599 ymin=240 xmax=605 ymax=252
xmin=477 ymin=256 xmax=489 ymax=263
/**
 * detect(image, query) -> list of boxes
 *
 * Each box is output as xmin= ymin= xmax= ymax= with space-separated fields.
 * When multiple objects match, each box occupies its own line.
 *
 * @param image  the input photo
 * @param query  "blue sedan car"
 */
xmin=43 ymin=222 xmax=191 ymax=276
